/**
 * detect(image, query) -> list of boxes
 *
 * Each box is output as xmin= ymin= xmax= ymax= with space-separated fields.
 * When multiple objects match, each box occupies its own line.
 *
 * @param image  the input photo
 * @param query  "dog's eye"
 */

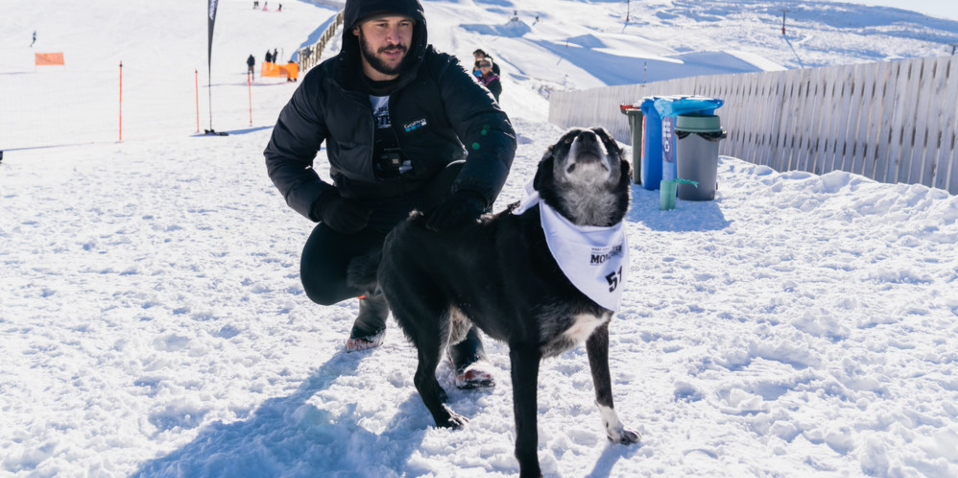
xmin=564 ymin=137 xmax=573 ymax=144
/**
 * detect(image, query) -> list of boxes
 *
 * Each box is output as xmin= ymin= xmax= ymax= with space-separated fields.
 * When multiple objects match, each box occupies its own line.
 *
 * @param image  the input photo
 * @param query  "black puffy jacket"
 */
xmin=264 ymin=0 xmax=516 ymax=221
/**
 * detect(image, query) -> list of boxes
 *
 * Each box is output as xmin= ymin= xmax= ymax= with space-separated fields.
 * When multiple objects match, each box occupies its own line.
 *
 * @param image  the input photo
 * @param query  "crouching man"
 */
xmin=264 ymin=0 xmax=516 ymax=387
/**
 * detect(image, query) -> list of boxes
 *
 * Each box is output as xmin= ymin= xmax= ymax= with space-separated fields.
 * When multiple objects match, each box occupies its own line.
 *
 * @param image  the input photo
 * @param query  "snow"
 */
xmin=2 ymin=0 xmax=958 ymax=477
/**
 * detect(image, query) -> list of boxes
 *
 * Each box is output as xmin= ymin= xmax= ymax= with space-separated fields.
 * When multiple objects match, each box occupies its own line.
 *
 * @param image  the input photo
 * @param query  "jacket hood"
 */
xmin=337 ymin=0 xmax=428 ymax=88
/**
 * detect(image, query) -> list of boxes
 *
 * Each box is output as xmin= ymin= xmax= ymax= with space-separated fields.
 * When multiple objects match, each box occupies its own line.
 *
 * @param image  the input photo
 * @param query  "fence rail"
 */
xmin=549 ymin=55 xmax=958 ymax=195
xmin=297 ymin=11 xmax=344 ymax=74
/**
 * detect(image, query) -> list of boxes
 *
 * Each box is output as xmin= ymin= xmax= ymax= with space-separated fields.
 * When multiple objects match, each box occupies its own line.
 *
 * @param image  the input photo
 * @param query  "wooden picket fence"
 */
xmin=296 ymin=11 xmax=344 ymax=73
xmin=549 ymin=55 xmax=958 ymax=194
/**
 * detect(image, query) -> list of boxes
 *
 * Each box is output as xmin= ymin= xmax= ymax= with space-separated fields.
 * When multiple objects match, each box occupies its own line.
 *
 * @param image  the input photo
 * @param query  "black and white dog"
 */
xmin=354 ymin=127 xmax=639 ymax=477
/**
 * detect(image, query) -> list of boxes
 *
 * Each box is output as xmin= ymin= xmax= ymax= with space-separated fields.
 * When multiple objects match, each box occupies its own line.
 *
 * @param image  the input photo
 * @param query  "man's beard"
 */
xmin=358 ymin=30 xmax=409 ymax=77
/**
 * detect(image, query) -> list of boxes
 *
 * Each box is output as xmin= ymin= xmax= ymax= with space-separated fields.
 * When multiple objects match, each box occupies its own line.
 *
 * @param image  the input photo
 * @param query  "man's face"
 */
xmin=354 ymin=16 xmax=414 ymax=80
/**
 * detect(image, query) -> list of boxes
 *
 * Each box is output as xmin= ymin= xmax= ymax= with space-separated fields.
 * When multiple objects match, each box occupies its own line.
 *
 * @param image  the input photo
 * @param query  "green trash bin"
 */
xmin=675 ymin=114 xmax=726 ymax=201
xmin=619 ymin=104 xmax=643 ymax=184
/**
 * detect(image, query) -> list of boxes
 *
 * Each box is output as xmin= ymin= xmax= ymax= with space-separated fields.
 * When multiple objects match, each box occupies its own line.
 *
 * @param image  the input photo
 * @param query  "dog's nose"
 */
xmin=577 ymin=131 xmax=597 ymax=144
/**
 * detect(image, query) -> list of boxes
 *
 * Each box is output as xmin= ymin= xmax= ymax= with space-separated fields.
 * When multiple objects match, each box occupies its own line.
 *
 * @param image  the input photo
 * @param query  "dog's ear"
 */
xmin=533 ymin=147 xmax=555 ymax=192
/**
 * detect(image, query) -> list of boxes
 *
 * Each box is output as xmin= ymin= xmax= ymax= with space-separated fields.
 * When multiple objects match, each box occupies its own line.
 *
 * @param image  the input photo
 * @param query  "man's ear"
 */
xmin=353 ymin=25 xmax=360 ymax=36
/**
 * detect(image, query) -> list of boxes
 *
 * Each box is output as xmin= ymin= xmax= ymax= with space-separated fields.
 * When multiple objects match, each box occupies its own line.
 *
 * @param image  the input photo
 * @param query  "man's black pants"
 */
xmin=300 ymin=162 xmax=463 ymax=305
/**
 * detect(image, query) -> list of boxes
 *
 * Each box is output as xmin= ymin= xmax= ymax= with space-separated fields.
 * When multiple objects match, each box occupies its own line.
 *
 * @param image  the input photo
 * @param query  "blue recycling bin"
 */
xmin=638 ymin=97 xmax=663 ymax=189
xmin=638 ymin=95 xmax=724 ymax=189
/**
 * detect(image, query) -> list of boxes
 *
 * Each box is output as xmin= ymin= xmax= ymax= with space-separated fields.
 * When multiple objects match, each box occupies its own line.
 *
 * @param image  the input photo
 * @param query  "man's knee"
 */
xmin=303 ymin=285 xmax=342 ymax=306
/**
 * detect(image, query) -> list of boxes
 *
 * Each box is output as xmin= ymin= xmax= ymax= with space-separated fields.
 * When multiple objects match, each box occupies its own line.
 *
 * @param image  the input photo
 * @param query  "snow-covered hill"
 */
xmin=2 ymin=1 xmax=958 ymax=477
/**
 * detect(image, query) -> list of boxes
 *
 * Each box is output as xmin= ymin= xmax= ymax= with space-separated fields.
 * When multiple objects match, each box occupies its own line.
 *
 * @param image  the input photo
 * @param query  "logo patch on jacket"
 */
xmin=404 ymin=118 xmax=427 ymax=132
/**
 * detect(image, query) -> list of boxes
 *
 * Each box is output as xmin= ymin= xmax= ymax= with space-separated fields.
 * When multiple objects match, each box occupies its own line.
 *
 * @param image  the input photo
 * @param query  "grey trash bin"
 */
xmin=619 ymin=104 xmax=643 ymax=184
xmin=675 ymin=114 xmax=726 ymax=201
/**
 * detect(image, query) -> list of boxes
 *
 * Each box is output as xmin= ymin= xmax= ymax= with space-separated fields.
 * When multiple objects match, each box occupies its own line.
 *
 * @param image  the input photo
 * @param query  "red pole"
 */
xmin=248 ymin=71 xmax=253 ymax=126
xmin=195 ymin=68 xmax=200 ymax=133
xmin=119 ymin=61 xmax=123 ymax=142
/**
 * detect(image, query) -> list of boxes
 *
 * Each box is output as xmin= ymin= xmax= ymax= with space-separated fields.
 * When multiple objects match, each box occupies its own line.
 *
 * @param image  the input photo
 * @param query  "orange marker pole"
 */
xmin=248 ymin=71 xmax=253 ymax=126
xmin=195 ymin=68 xmax=200 ymax=133
xmin=118 ymin=61 xmax=123 ymax=142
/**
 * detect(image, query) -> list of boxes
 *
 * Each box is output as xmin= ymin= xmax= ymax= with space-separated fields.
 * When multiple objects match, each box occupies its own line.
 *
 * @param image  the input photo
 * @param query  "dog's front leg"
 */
xmin=509 ymin=344 xmax=543 ymax=478
xmin=586 ymin=322 xmax=640 ymax=444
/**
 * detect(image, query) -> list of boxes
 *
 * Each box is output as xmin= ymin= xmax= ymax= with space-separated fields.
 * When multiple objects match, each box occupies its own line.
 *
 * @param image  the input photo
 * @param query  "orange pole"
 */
xmin=119 ymin=61 xmax=123 ymax=142
xmin=195 ymin=68 xmax=200 ymax=133
xmin=248 ymin=71 xmax=253 ymax=126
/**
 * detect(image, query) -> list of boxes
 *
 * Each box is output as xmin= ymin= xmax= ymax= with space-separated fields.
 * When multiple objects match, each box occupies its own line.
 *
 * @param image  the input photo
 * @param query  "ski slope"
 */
xmin=2 ymin=0 xmax=958 ymax=477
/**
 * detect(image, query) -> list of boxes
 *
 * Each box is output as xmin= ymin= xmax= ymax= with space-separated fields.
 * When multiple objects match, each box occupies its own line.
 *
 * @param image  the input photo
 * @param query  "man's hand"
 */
xmin=314 ymin=191 xmax=371 ymax=234
xmin=426 ymin=191 xmax=486 ymax=232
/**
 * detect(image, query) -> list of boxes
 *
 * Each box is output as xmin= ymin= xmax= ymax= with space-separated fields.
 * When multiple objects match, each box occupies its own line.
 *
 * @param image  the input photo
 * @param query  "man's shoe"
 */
xmin=346 ymin=289 xmax=388 ymax=352
xmin=449 ymin=327 xmax=496 ymax=389
xmin=454 ymin=360 xmax=496 ymax=389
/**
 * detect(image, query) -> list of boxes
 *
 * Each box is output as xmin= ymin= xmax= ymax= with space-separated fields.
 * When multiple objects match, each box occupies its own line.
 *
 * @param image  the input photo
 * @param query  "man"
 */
xmin=264 ymin=0 xmax=516 ymax=388
xmin=247 ymin=54 xmax=256 ymax=78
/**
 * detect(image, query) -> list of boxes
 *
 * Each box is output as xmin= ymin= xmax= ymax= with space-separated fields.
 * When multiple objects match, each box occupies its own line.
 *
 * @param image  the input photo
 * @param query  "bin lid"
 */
xmin=676 ymin=114 xmax=722 ymax=132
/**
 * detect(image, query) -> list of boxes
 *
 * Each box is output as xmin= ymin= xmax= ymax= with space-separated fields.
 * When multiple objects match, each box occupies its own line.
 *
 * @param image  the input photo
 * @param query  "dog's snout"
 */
xmin=577 ymin=131 xmax=598 ymax=145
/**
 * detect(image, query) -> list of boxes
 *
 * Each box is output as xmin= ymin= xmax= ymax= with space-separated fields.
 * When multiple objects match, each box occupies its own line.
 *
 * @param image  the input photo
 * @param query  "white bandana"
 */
xmin=513 ymin=182 xmax=629 ymax=311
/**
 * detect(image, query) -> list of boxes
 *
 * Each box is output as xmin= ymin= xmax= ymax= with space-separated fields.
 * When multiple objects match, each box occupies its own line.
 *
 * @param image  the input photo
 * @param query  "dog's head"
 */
xmin=534 ymin=127 xmax=630 ymax=226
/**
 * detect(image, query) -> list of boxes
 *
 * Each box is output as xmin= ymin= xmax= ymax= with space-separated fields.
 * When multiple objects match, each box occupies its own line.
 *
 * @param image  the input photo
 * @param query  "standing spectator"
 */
xmin=31 ymin=30 xmax=36 ymax=47
xmin=273 ymin=48 xmax=279 ymax=63
xmin=263 ymin=1 xmax=268 ymax=11
xmin=476 ymin=59 xmax=501 ymax=103
xmin=247 ymin=54 xmax=256 ymax=78
xmin=265 ymin=50 xmax=273 ymax=64
xmin=253 ymin=1 xmax=259 ymax=9
xmin=471 ymin=48 xmax=500 ymax=77
xmin=264 ymin=0 xmax=516 ymax=387
xmin=278 ymin=4 xmax=282 ymax=12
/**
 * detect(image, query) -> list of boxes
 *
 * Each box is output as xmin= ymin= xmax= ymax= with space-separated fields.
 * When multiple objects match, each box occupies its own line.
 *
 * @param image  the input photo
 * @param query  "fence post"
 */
xmin=118 ymin=61 xmax=123 ymax=142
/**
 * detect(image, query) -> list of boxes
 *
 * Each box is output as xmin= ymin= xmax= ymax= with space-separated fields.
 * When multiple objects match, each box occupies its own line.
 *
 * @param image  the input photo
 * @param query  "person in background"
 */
xmin=264 ymin=0 xmax=516 ymax=388
xmin=273 ymin=48 xmax=279 ymax=63
xmin=247 ymin=54 xmax=256 ymax=78
xmin=265 ymin=50 xmax=273 ymax=64
xmin=471 ymin=48 xmax=500 ymax=77
xmin=476 ymin=59 xmax=501 ymax=103
xmin=31 ymin=30 xmax=36 ymax=47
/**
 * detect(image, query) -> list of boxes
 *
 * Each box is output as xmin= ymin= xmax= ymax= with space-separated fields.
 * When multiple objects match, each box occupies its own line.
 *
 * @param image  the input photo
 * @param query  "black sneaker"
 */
xmin=449 ymin=327 xmax=495 ymax=389
xmin=346 ymin=290 xmax=388 ymax=352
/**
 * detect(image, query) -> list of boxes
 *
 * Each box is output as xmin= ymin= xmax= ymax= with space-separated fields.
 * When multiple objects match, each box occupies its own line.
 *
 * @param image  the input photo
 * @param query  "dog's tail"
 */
xmin=346 ymin=250 xmax=382 ymax=293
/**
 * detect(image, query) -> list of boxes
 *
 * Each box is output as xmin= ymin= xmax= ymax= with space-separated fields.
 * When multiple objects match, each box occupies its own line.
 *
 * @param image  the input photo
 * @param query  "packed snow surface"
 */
xmin=2 ymin=0 xmax=958 ymax=477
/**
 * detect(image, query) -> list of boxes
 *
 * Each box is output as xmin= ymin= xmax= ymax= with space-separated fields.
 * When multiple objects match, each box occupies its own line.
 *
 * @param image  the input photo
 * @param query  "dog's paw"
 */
xmin=607 ymin=426 xmax=641 ymax=445
xmin=437 ymin=405 xmax=469 ymax=428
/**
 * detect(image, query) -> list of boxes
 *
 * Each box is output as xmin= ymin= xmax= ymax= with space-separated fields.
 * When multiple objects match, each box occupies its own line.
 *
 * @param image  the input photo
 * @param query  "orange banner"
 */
xmin=35 ymin=52 xmax=65 ymax=66
xmin=261 ymin=62 xmax=298 ymax=80
xmin=261 ymin=61 xmax=280 ymax=77
xmin=284 ymin=62 xmax=299 ymax=80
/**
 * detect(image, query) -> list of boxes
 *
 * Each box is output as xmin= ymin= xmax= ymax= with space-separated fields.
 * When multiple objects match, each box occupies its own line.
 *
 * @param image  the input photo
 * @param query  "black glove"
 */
xmin=313 ymin=190 xmax=371 ymax=234
xmin=425 ymin=190 xmax=486 ymax=232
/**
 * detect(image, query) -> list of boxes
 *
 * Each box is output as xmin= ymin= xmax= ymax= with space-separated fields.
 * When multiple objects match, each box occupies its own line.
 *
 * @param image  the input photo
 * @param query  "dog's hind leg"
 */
xmin=586 ymin=322 xmax=640 ymax=445
xmin=414 ymin=340 xmax=469 ymax=428
xmin=509 ymin=344 xmax=543 ymax=478
xmin=389 ymin=286 xmax=468 ymax=428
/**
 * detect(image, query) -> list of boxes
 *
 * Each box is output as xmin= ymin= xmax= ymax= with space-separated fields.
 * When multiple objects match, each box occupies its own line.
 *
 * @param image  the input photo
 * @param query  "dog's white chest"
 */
xmin=563 ymin=312 xmax=612 ymax=345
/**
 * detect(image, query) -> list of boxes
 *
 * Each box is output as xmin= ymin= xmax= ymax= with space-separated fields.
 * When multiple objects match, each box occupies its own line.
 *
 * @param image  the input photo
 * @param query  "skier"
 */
xmin=247 ymin=54 xmax=256 ymax=78
xmin=264 ymin=0 xmax=516 ymax=388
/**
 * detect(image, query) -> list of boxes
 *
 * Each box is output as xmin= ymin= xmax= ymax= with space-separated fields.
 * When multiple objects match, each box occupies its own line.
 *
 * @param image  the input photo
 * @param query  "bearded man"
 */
xmin=264 ymin=0 xmax=516 ymax=388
